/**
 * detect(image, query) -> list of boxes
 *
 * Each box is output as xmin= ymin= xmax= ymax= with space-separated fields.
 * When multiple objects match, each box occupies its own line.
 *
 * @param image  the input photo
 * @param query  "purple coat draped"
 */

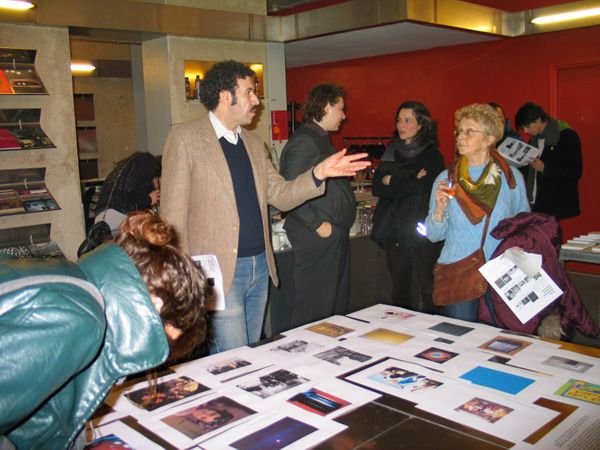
xmin=478 ymin=212 xmax=598 ymax=338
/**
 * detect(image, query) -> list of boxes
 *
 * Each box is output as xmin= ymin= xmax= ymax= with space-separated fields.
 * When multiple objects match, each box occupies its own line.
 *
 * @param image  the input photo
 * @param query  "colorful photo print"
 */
xmin=555 ymin=379 xmax=600 ymax=405
xmin=125 ymin=376 xmax=209 ymax=411
xmin=237 ymin=369 xmax=310 ymax=399
xmin=230 ymin=417 xmax=317 ymax=450
xmin=479 ymin=337 xmax=532 ymax=355
xmin=414 ymin=347 xmax=458 ymax=364
xmin=368 ymin=366 xmax=443 ymax=392
xmin=161 ymin=396 xmax=256 ymax=439
xmin=206 ymin=357 xmax=252 ymax=375
xmin=84 ymin=434 xmax=135 ymax=449
xmin=359 ymin=328 xmax=414 ymax=345
xmin=287 ymin=388 xmax=350 ymax=416
xmin=313 ymin=346 xmax=372 ymax=366
xmin=454 ymin=397 xmax=514 ymax=424
xmin=305 ymin=322 xmax=354 ymax=338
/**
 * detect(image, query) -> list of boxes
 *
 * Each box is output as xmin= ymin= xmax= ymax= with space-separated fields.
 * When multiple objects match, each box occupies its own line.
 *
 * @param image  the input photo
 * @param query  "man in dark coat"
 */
xmin=515 ymin=103 xmax=582 ymax=221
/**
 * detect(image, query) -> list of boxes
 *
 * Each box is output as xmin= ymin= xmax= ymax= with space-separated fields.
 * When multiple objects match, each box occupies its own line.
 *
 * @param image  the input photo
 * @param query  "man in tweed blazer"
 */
xmin=161 ymin=61 xmax=369 ymax=354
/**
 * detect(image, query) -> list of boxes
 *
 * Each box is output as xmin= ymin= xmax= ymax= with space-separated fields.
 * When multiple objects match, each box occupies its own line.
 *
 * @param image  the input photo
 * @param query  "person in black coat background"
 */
xmin=95 ymin=151 xmax=161 ymax=232
xmin=515 ymin=102 xmax=582 ymax=221
xmin=279 ymin=83 xmax=356 ymax=327
xmin=371 ymin=101 xmax=445 ymax=314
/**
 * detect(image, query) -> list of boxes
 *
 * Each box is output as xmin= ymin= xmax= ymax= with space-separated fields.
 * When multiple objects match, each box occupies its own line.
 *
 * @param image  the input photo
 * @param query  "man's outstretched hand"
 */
xmin=314 ymin=149 xmax=371 ymax=180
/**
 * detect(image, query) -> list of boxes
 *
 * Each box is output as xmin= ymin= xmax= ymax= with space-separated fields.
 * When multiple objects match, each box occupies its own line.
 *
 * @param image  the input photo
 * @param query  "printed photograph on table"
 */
xmin=414 ymin=347 xmax=459 ymax=364
xmin=125 ymin=376 xmax=210 ymax=412
xmin=479 ymin=336 xmax=532 ymax=355
xmin=287 ymin=388 xmax=351 ymax=416
xmin=161 ymin=396 xmax=256 ymax=439
xmin=305 ymin=322 xmax=355 ymax=338
xmin=428 ymin=322 xmax=475 ymax=337
xmin=230 ymin=416 xmax=317 ymax=450
xmin=369 ymin=366 xmax=443 ymax=392
xmin=345 ymin=358 xmax=446 ymax=403
xmin=554 ymin=379 xmax=600 ymax=405
xmin=541 ymin=356 xmax=593 ymax=374
xmin=454 ymin=397 xmax=514 ymax=424
xmin=359 ymin=328 xmax=414 ymax=345
xmin=380 ymin=309 xmax=416 ymax=320
xmin=265 ymin=337 xmax=325 ymax=357
xmin=206 ymin=357 xmax=252 ymax=376
xmin=313 ymin=346 xmax=372 ymax=367
xmin=237 ymin=369 xmax=310 ymax=399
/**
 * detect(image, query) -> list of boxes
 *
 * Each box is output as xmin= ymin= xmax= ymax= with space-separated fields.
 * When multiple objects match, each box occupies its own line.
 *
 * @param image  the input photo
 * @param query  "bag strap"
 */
xmin=0 ymin=275 xmax=105 ymax=310
xmin=479 ymin=214 xmax=492 ymax=249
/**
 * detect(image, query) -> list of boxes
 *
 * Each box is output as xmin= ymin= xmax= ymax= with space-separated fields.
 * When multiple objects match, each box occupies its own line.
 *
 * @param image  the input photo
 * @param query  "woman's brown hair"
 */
xmin=112 ymin=211 xmax=207 ymax=362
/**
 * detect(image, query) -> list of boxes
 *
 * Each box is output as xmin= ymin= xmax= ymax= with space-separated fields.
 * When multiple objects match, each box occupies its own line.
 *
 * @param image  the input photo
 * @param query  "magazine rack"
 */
xmin=0 ymin=223 xmax=65 ymax=259
xmin=0 ymin=108 xmax=55 ymax=151
xmin=0 ymin=48 xmax=48 ymax=95
xmin=0 ymin=167 xmax=61 ymax=216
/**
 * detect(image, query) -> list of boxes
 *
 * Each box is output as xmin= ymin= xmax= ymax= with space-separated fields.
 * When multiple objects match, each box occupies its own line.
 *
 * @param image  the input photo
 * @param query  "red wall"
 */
xmin=286 ymin=26 xmax=600 ymax=273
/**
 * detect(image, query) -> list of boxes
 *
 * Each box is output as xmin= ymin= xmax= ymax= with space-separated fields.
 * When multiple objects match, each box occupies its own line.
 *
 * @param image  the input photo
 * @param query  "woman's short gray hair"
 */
xmin=455 ymin=103 xmax=504 ymax=145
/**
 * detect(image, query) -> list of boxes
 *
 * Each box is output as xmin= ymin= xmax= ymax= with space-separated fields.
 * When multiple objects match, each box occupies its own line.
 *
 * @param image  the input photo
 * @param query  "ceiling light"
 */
xmin=70 ymin=63 xmax=96 ymax=72
xmin=531 ymin=7 xmax=600 ymax=24
xmin=0 ymin=1 xmax=35 ymax=10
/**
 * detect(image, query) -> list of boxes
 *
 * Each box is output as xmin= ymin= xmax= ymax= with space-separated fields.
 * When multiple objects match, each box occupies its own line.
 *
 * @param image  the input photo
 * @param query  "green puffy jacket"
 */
xmin=0 ymin=244 xmax=169 ymax=449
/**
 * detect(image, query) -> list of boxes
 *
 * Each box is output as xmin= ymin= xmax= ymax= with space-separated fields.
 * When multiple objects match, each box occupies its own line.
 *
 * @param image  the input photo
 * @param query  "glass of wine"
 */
xmin=442 ymin=178 xmax=455 ymax=219
xmin=354 ymin=169 xmax=367 ymax=193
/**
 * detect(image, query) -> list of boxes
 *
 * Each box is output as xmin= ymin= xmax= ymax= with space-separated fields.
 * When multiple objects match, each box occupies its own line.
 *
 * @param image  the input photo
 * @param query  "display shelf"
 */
xmin=0 ymin=109 xmax=55 ymax=151
xmin=0 ymin=48 xmax=48 ymax=95
xmin=0 ymin=167 xmax=61 ymax=216
xmin=0 ymin=223 xmax=65 ymax=259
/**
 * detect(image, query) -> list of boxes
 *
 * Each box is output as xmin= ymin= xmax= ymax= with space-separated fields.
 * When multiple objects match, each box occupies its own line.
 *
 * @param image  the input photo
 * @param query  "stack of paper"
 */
xmin=561 ymin=232 xmax=600 ymax=251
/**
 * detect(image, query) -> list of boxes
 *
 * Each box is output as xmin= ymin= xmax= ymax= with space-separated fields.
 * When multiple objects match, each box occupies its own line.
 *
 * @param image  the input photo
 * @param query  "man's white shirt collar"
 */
xmin=209 ymin=111 xmax=241 ymax=145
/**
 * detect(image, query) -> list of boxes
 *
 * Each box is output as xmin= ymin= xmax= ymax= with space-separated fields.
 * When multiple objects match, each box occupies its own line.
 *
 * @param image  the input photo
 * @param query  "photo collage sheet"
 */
xmin=87 ymin=304 xmax=599 ymax=450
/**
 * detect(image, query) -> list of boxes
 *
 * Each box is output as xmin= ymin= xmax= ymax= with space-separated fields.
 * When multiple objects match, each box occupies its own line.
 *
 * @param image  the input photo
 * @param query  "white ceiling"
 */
xmin=284 ymin=21 xmax=501 ymax=68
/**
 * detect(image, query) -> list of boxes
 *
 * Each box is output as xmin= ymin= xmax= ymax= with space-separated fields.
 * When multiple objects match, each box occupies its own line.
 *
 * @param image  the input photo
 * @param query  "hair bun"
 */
xmin=122 ymin=211 xmax=175 ymax=247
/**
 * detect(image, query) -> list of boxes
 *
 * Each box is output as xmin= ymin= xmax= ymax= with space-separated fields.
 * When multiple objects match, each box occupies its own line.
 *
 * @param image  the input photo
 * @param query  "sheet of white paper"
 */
xmin=416 ymin=383 xmax=559 ymax=443
xmin=191 ymin=254 xmax=225 ymax=311
xmin=479 ymin=253 xmax=563 ymax=324
xmin=497 ymin=137 xmax=541 ymax=168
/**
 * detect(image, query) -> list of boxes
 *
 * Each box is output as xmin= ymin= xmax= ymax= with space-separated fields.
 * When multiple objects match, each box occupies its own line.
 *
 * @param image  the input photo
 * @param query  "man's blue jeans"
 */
xmin=208 ymin=252 xmax=269 ymax=354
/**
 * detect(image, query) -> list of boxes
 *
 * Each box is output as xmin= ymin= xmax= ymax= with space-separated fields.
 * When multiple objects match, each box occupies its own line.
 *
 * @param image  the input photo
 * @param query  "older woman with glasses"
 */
xmin=424 ymin=103 xmax=529 ymax=322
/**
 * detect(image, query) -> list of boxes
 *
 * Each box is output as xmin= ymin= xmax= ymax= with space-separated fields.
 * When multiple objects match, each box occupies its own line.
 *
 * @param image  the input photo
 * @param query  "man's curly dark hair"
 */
xmin=200 ymin=60 xmax=255 ymax=111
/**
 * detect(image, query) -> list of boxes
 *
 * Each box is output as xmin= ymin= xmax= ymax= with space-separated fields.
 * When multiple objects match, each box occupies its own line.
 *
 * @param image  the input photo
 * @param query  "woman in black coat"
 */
xmin=371 ymin=101 xmax=445 ymax=314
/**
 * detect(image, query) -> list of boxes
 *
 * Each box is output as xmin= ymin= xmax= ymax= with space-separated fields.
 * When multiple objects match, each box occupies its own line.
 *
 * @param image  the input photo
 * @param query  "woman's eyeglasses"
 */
xmin=454 ymin=129 xmax=484 ymax=137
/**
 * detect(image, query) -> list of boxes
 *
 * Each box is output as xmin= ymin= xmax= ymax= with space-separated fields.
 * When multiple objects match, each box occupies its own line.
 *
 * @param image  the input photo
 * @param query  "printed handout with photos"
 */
xmin=346 ymin=304 xmax=420 ymax=323
xmin=235 ymin=366 xmax=314 ymax=401
xmin=173 ymin=346 xmax=273 ymax=385
xmin=84 ymin=420 xmax=166 ymax=450
xmin=283 ymin=315 xmax=367 ymax=340
xmin=497 ymin=137 xmax=541 ymax=168
xmin=95 ymin=372 xmax=214 ymax=424
xmin=137 ymin=388 xmax=266 ymax=449
xmin=345 ymin=357 xmax=453 ymax=404
xmin=416 ymin=383 xmax=560 ymax=443
xmin=285 ymin=377 xmax=381 ymax=419
xmin=258 ymin=334 xmax=329 ymax=364
xmin=199 ymin=408 xmax=347 ymax=450
xmin=310 ymin=343 xmax=374 ymax=375
xmin=479 ymin=252 xmax=563 ymax=324
xmin=191 ymin=254 xmax=225 ymax=311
